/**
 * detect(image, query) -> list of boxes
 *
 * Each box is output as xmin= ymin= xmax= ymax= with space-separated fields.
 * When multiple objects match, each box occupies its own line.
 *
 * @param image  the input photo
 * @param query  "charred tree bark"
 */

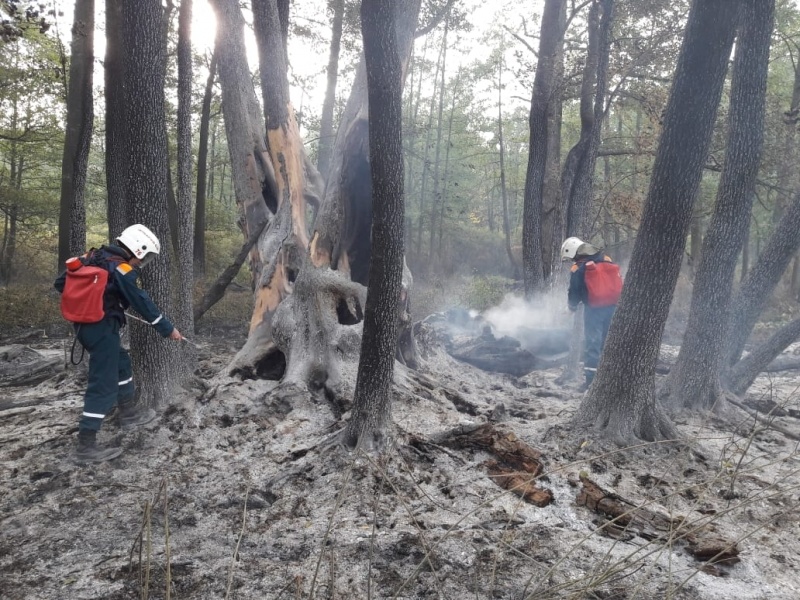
xmin=193 ymin=52 xmax=217 ymax=277
xmin=230 ymin=0 xmax=312 ymax=378
xmin=209 ymin=0 xmax=274 ymax=271
xmin=522 ymin=0 xmax=567 ymax=297
xmin=317 ymin=0 xmax=344 ymax=179
xmin=123 ymin=0 xmax=191 ymax=405
xmin=575 ymin=0 xmax=740 ymax=444
xmin=726 ymin=317 xmax=800 ymax=396
xmin=343 ymin=0 xmax=405 ymax=451
xmin=105 ymin=0 xmax=127 ymax=239
xmin=175 ymin=0 xmax=195 ymax=338
xmin=57 ymin=0 xmax=93 ymax=265
xmin=662 ymin=0 xmax=774 ymax=412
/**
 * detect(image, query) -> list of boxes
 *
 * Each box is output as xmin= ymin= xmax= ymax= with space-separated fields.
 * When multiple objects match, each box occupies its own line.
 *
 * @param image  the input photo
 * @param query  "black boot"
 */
xmin=76 ymin=430 xmax=123 ymax=463
xmin=118 ymin=401 xmax=157 ymax=431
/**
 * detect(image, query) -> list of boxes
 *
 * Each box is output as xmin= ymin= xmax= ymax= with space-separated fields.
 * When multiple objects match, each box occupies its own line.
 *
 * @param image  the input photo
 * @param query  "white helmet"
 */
xmin=561 ymin=237 xmax=584 ymax=260
xmin=116 ymin=224 xmax=161 ymax=265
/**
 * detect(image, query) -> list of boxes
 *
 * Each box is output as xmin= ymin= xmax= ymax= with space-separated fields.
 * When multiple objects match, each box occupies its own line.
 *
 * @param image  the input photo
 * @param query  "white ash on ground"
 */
xmin=1 ymin=332 xmax=800 ymax=599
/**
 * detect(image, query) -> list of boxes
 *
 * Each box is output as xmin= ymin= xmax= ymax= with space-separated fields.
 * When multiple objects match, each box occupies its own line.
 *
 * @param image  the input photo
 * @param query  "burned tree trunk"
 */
xmin=662 ymin=0 xmax=774 ymax=412
xmin=220 ymin=0 xmax=420 ymax=395
xmin=341 ymin=0 xmax=405 ymax=450
xmin=105 ymin=0 xmax=127 ymax=239
xmin=522 ymin=0 xmax=566 ymax=297
xmin=575 ymin=0 xmax=740 ymax=444
xmin=122 ymin=0 xmax=192 ymax=405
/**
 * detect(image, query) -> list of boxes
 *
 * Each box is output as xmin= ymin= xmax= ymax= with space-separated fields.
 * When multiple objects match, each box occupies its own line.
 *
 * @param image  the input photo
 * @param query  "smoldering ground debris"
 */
xmin=2 ymin=330 xmax=800 ymax=598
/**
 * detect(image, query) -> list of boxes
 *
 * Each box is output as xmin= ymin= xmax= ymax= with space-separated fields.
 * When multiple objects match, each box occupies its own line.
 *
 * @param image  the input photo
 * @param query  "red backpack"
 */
xmin=60 ymin=252 xmax=124 ymax=323
xmin=584 ymin=260 xmax=623 ymax=307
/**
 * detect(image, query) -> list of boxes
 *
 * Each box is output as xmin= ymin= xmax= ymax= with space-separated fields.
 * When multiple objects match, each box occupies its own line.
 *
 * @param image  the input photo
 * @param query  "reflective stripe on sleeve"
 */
xmin=151 ymin=315 xmax=163 ymax=325
xmin=119 ymin=377 xmax=133 ymax=386
xmin=83 ymin=412 xmax=105 ymax=419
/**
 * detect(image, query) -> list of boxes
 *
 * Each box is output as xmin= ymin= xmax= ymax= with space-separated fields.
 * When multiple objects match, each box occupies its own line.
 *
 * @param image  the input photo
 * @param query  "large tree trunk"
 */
xmin=661 ymin=0 xmax=774 ymax=412
xmin=342 ymin=0 xmax=405 ymax=451
xmin=522 ymin=0 xmax=567 ymax=297
xmin=57 ymin=0 xmax=93 ymax=266
xmin=575 ymin=0 xmax=740 ymax=444
xmin=726 ymin=190 xmax=800 ymax=366
xmin=209 ymin=0 xmax=275 ymax=270
xmin=105 ymin=0 xmax=127 ymax=239
xmin=193 ymin=52 xmax=217 ymax=277
xmin=175 ymin=0 xmax=195 ymax=339
xmin=541 ymin=0 xmax=566 ymax=283
xmin=316 ymin=0 xmax=344 ymax=179
xmin=226 ymin=0 xmax=324 ymax=378
xmin=122 ymin=0 xmax=191 ymax=406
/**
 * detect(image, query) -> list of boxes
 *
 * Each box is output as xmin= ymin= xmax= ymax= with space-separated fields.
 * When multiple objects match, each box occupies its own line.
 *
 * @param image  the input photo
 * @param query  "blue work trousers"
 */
xmin=75 ymin=319 xmax=134 ymax=432
xmin=583 ymin=305 xmax=616 ymax=385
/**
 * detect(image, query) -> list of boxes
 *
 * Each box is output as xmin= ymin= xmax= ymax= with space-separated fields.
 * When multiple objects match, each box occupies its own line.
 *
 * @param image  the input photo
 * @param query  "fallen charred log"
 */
xmin=576 ymin=474 xmax=740 ymax=573
xmin=422 ymin=309 xmax=570 ymax=377
xmin=438 ymin=423 xmax=554 ymax=506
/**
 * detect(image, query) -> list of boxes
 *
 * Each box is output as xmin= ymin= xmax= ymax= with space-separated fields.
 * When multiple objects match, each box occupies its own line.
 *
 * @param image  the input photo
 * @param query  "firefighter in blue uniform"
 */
xmin=55 ymin=224 xmax=183 ymax=463
xmin=561 ymin=237 xmax=623 ymax=389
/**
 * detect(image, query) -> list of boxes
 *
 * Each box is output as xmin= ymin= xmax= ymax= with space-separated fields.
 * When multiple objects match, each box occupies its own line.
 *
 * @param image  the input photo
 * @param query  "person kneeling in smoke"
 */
xmin=55 ymin=224 xmax=183 ymax=463
xmin=561 ymin=237 xmax=623 ymax=389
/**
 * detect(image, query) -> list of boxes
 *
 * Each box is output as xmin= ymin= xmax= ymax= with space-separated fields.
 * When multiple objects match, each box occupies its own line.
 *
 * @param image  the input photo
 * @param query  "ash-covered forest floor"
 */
xmin=2 ymin=324 xmax=800 ymax=600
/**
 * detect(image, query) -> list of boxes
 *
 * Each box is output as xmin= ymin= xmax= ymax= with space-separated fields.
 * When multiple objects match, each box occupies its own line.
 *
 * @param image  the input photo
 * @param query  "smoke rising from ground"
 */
xmin=483 ymin=292 xmax=572 ymax=340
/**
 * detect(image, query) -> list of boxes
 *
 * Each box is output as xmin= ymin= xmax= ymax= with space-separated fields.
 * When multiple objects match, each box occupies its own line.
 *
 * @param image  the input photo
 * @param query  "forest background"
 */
xmin=4 ymin=0 xmax=800 ymax=598
xmin=3 ymin=0 xmax=799 ymax=317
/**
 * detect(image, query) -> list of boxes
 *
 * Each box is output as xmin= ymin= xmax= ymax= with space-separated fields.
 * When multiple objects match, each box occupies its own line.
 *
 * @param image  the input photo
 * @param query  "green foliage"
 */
xmin=459 ymin=274 xmax=514 ymax=311
xmin=0 ymin=283 xmax=61 ymax=327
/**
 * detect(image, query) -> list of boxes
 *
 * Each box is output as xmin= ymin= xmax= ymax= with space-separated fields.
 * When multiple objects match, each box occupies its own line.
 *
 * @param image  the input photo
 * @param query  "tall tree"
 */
xmin=122 ymin=0 xmax=191 ymax=405
xmin=497 ymin=45 xmax=516 ymax=275
xmin=317 ymin=0 xmax=345 ymax=179
xmin=105 ymin=0 xmax=127 ymax=239
xmin=343 ymin=0 xmax=405 ymax=451
xmin=175 ymin=0 xmax=195 ymax=338
xmin=521 ymin=0 xmax=567 ymax=297
xmin=725 ymin=190 xmax=800 ymax=366
xmin=57 ymin=0 xmax=93 ymax=265
xmin=662 ymin=0 xmax=775 ymax=411
xmin=561 ymin=0 xmax=614 ymax=240
xmin=193 ymin=52 xmax=217 ymax=277
xmin=575 ymin=0 xmax=741 ymax=444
